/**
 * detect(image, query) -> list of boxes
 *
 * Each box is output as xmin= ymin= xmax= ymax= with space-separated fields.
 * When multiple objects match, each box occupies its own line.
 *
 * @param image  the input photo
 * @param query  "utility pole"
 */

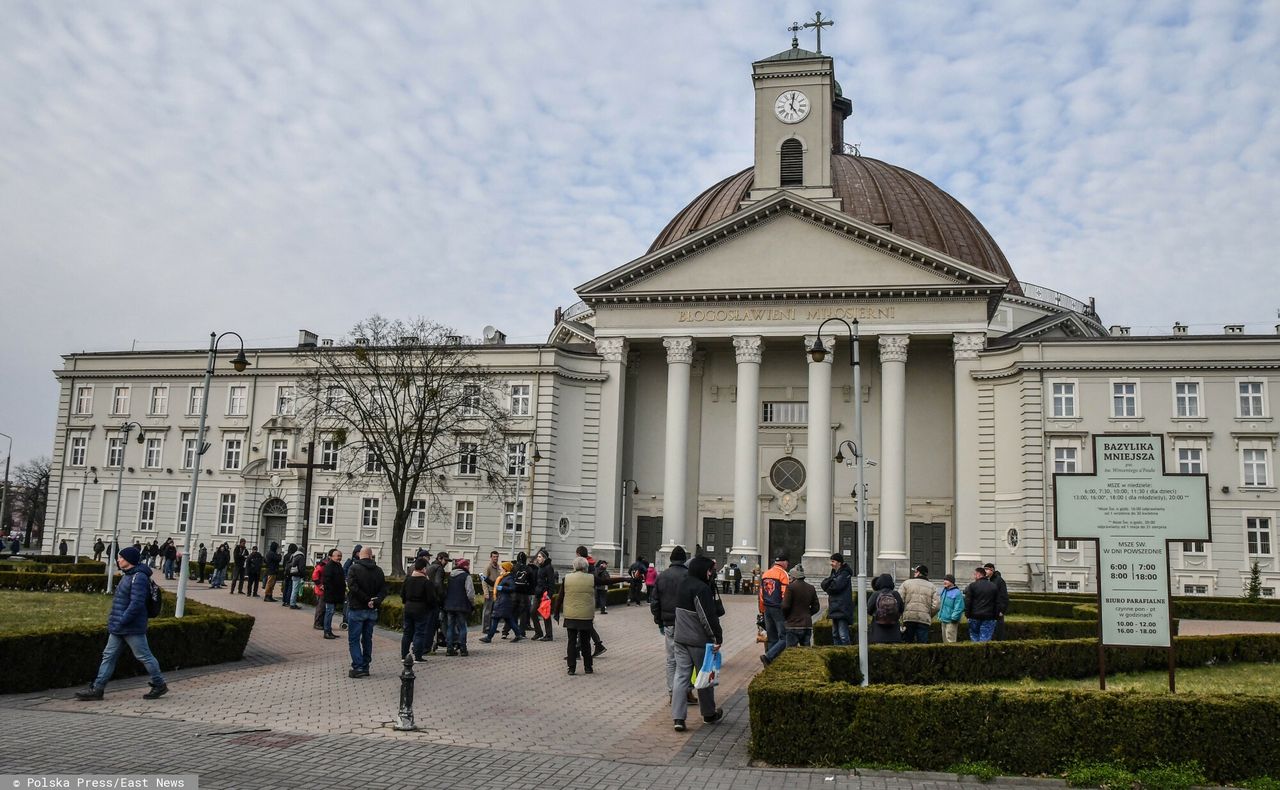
xmin=287 ymin=441 xmax=335 ymax=561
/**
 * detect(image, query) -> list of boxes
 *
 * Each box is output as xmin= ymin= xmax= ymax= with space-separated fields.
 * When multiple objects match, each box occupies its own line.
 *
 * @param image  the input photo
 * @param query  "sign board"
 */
xmin=1054 ymin=435 xmax=1210 ymax=651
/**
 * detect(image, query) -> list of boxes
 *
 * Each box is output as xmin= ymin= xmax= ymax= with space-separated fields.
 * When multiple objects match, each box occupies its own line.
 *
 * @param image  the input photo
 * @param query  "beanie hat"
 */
xmin=670 ymin=545 xmax=688 ymax=563
xmin=119 ymin=546 xmax=141 ymax=566
xmin=943 ymin=574 xmax=956 ymax=584
xmin=830 ymin=553 xmax=844 ymax=564
xmin=501 ymin=561 xmax=514 ymax=572
xmin=455 ymin=558 xmax=471 ymax=571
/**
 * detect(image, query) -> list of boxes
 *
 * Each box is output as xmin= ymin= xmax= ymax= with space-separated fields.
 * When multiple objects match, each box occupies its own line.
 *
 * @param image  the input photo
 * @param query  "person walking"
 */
xmin=572 ymin=545 xmax=606 ymax=655
xmin=443 ymin=557 xmax=475 ymax=656
xmin=984 ymin=563 xmax=1010 ymax=640
xmin=244 ymin=546 xmax=263 ymax=598
xmin=671 ymin=555 xmax=724 ymax=731
xmin=480 ymin=561 xmax=524 ymax=643
xmin=938 ymin=574 xmax=965 ymax=643
xmin=531 ymin=549 xmax=557 ymax=642
xmin=761 ymin=565 xmax=819 ymax=666
xmin=481 ymin=550 xmax=501 ymax=635
xmin=93 ymin=538 xmax=105 ymax=562
xmin=594 ymin=558 xmax=611 ymax=614
xmin=312 ymin=555 xmax=329 ymax=629
xmin=644 ymin=561 xmax=659 ymax=602
xmin=868 ymin=573 xmax=905 ymax=644
xmin=162 ymin=539 xmax=177 ymax=581
xmin=230 ymin=538 xmax=248 ymax=594
xmin=320 ymin=548 xmax=345 ymax=639
xmin=554 ymin=556 xmax=597 ymax=675
xmin=424 ymin=551 xmax=450 ymax=652
xmin=400 ymin=556 xmax=437 ymax=659
xmin=196 ymin=543 xmax=208 ymax=584
xmin=965 ymin=567 xmax=1000 ymax=642
xmin=820 ymin=553 xmax=854 ymax=646
xmin=345 ymin=547 xmax=388 ymax=678
xmin=758 ymin=552 xmax=791 ymax=658
xmin=75 ymin=546 xmax=168 ymax=701
xmin=509 ymin=551 xmax=535 ymax=639
xmin=210 ymin=543 xmax=230 ymax=589
xmin=285 ymin=544 xmax=306 ymax=609
xmin=626 ymin=557 xmax=648 ymax=606
xmin=148 ymin=540 xmax=160 ymax=568
xmin=262 ymin=542 xmax=280 ymax=602
xmin=900 ymin=565 xmax=941 ymax=643
xmin=651 ymin=546 xmax=691 ymax=701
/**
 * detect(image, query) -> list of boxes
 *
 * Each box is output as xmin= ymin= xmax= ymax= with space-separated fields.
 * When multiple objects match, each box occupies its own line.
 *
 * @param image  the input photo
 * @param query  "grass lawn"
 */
xmin=0 ymin=591 xmax=112 ymax=634
xmin=985 ymin=660 xmax=1280 ymax=695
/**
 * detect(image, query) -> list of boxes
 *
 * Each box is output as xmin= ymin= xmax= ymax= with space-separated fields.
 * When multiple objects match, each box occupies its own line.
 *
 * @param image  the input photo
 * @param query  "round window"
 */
xmin=769 ymin=458 xmax=807 ymax=493
xmin=1006 ymin=528 xmax=1019 ymax=549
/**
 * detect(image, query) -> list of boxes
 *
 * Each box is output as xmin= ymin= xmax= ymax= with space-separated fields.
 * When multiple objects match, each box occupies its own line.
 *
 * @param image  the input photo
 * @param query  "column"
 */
xmin=877 ymin=334 xmax=909 ymax=575
xmin=661 ymin=337 xmax=694 ymax=555
xmin=952 ymin=332 xmax=985 ymax=571
xmin=803 ymin=334 xmax=835 ymax=571
xmin=593 ymin=337 xmax=628 ymax=567
xmin=732 ymin=336 xmax=763 ymax=564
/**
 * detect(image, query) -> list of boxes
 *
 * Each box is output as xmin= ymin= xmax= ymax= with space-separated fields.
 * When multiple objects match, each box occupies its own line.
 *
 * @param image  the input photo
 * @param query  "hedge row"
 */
xmin=1172 ymin=597 xmax=1280 ymax=621
xmin=749 ymin=647 xmax=1280 ymax=780
xmin=0 ymin=553 xmax=85 ymax=564
xmin=0 ymin=561 xmax=106 ymax=575
xmin=812 ymin=615 xmax=1101 ymax=645
xmin=0 ymin=595 xmax=255 ymax=693
xmin=0 ymin=572 xmax=121 ymax=593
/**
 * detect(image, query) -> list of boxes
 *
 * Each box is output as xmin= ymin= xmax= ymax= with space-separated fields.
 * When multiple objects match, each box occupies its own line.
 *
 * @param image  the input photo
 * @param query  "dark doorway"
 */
xmin=909 ymin=522 xmax=947 ymax=576
xmin=635 ymin=516 xmax=663 ymax=566
xmin=768 ymin=519 xmax=805 ymax=567
xmin=837 ymin=519 xmax=876 ymax=575
xmin=701 ymin=518 xmax=732 ymax=569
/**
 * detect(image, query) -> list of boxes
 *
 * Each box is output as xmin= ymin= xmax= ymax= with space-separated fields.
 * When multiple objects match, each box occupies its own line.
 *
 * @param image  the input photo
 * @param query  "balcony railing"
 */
xmin=1017 ymin=281 xmax=1092 ymax=315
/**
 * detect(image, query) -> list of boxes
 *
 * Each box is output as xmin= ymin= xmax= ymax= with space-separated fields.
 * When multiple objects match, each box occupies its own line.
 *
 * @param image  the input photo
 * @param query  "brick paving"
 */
xmin=0 ymin=577 xmax=1063 ymax=787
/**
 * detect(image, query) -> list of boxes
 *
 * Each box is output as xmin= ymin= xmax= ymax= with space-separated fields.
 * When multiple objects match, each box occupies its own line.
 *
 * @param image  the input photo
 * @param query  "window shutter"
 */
xmin=780 ymin=139 xmax=803 ymax=187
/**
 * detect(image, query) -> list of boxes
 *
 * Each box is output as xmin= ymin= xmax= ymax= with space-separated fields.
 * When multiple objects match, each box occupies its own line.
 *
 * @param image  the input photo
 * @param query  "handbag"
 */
xmin=692 ymin=643 xmax=721 ymax=689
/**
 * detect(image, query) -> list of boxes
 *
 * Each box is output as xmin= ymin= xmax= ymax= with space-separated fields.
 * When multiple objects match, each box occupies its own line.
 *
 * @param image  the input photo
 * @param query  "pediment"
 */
xmin=578 ymin=193 xmax=1009 ymax=300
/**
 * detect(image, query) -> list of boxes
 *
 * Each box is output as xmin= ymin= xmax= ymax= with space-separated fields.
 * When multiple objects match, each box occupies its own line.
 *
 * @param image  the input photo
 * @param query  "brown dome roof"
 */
xmin=648 ymin=154 xmax=1019 ymax=291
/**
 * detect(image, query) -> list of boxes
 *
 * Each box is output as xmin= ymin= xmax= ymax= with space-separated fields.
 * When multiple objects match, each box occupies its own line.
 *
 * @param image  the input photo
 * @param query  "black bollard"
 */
xmin=394 ymin=652 xmax=417 ymax=731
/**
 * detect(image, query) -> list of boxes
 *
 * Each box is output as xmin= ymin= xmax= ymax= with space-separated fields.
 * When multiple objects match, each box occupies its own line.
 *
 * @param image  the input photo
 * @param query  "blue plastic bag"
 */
xmin=693 ymin=642 xmax=720 ymax=689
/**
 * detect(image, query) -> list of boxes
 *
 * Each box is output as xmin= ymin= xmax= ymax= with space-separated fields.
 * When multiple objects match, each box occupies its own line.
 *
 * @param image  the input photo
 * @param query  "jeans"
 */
xmin=566 ymin=627 xmax=592 ymax=672
xmin=481 ymin=596 xmax=494 ymax=634
xmin=347 ymin=608 xmax=377 ymax=671
xmin=402 ymin=610 xmax=430 ymax=659
xmin=671 ymin=643 xmax=716 ymax=722
xmin=247 ymin=574 xmax=260 ymax=597
xmin=424 ymin=607 xmax=442 ymax=650
xmin=92 ymin=633 xmax=165 ymax=690
xmin=595 ymin=589 xmax=608 ymax=611
xmin=763 ymin=607 xmax=787 ymax=653
xmin=902 ymin=622 xmax=931 ymax=643
xmin=197 ymin=562 xmax=207 ymax=583
xmin=942 ymin=622 xmax=960 ymax=643
xmin=969 ymin=618 xmax=997 ymax=642
xmin=662 ymin=625 xmax=677 ymax=692
xmin=764 ymin=630 xmax=789 ymax=662
xmin=231 ymin=565 xmax=245 ymax=593
xmin=163 ymin=558 xmax=174 ymax=579
xmin=786 ymin=628 xmax=812 ymax=647
xmin=324 ymin=603 xmax=337 ymax=634
xmin=211 ymin=568 xmax=225 ymax=588
xmin=830 ymin=618 xmax=852 ymax=646
xmin=279 ymin=576 xmax=292 ymax=603
xmin=287 ymin=577 xmax=302 ymax=606
xmin=485 ymin=615 xmax=523 ymax=640
xmin=445 ymin=611 xmax=469 ymax=648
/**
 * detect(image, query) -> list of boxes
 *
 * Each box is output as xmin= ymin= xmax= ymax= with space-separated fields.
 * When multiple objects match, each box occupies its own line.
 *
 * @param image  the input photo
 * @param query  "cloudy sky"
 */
xmin=1 ymin=0 xmax=1278 ymax=463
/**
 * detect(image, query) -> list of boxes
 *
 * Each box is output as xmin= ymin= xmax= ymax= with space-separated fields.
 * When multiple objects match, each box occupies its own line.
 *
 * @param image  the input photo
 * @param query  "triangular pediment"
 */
xmin=578 ymin=193 xmax=1009 ymax=300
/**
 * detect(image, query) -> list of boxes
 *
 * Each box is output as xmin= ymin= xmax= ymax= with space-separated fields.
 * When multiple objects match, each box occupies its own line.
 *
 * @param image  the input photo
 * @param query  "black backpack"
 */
xmin=513 ymin=565 xmax=535 ymax=594
xmin=145 ymin=577 xmax=164 ymax=618
xmin=874 ymin=591 xmax=900 ymax=625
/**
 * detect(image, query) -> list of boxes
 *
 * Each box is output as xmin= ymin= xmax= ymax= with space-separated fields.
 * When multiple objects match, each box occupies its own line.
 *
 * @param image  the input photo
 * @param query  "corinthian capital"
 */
xmin=596 ymin=336 xmax=629 ymax=364
xmin=663 ymin=336 xmax=695 ymax=365
xmin=953 ymin=332 xmax=986 ymax=361
xmin=878 ymin=334 xmax=909 ymax=364
xmin=804 ymin=334 xmax=837 ymax=364
xmin=732 ymin=335 xmax=763 ymax=365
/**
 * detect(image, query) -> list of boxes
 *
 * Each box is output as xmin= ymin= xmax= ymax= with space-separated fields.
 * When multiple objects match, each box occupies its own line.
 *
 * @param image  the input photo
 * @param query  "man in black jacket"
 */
xmin=507 ymin=551 xmax=534 ymax=639
xmin=230 ymin=538 xmax=249 ymax=594
xmin=320 ymin=548 xmax=346 ymax=638
xmin=262 ymin=542 xmax=280 ymax=602
xmin=245 ymin=546 xmax=263 ymax=598
xmin=532 ymin=549 xmax=557 ymax=641
xmin=984 ymin=562 xmax=1010 ymax=640
xmin=345 ymin=548 xmax=388 ymax=677
xmin=650 ymin=545 xmax=690 ymax=700
xmin=964 ymin=567 xmax=999 ymax=642
xmin=670 ymin=555 xmax=723 ymax=731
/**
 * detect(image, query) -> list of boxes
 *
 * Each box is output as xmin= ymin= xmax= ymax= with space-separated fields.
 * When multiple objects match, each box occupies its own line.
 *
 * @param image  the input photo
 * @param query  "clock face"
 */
xmin=774 ymin=90 xmax=810 ymax=123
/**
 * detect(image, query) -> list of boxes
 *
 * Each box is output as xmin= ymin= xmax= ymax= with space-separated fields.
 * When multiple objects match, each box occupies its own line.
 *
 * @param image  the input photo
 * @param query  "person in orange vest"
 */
xmin=757 ymin=551 xmax=790 ymax=663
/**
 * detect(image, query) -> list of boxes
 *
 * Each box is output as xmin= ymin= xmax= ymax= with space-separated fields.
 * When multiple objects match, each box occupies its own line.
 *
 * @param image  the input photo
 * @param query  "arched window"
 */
xmin=780 ymin=139 xmax=803 ymax=187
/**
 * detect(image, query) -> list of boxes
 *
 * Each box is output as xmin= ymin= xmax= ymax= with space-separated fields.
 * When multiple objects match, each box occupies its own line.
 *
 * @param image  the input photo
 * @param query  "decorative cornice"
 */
xmin=879 ymin=334 xmax=909 ymax=364
xmin=732 ymin=335 xmax=764 ymax=365
xmin=973 ymin=359 xmax=1280 ymax=381
xmin=596 ymin=336 xmax=628 ymax=364
xmin=953 ymin=332 xmax=986 ymax=361
xmin=804 ymin=335 xmax=837 ymax=365
xmin=663 ymin=336 xmax=695 ymax=365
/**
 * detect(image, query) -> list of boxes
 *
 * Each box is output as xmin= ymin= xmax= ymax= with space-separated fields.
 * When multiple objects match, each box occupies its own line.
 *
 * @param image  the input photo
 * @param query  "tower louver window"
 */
xmin=780 ymin=139 xmax=803 ymax=186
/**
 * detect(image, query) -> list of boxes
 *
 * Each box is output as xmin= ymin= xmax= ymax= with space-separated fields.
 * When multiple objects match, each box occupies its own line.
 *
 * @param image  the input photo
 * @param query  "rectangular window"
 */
xmin=1240 ymin=381 xmax=1266 ymax=418
xmin=227 ymin=385 xmax=248 ymax=416
xmin=223 ymin=438 xmax=243 ymax=471
xmin=458 ymin=442 xmax=478 ymax=475
xmin=276 ymin=385 xmax=295 ymax=416
xmin=178 ymin=491 xmax=191 ymax=533
xmin=361 ymin=497 xmax=380 ymax=528
xmin=761 ymin=401 xmax=808 ymax=424
xmin=325 ymin=385 xmax=341 ymax=412
xmin=320 ymin=440 xmax=340 ymax=468
xmin=1243 ymin=448 xmax=1270 ymax=487
xmin=218 ymin=493 xmax=237 ymax=534
xmin=149 ymin=385 xmax=169 ymax=416
xmin=187 ymin=386 xmax=204 ymax=416
xmin=270 ymin=439 xmax=290 ymax=470
xmin=1182 ymin=541 xmax=1206 ymax=554
xmin=75 ymin=386 xmax=94 ymax=415
xmin=69 ymin=435 xmax=88 ymax=467
xmin=462 ymin=384 xmax=482 ymax=417
xmin=138 ymin=490 xmax=157 ymax=531
xmin=1177 ymin=448 xmax=1204 ymax=474
xmin=1056 ymin=539 xmax=1078 ymax=551
xmin=1263 ymin=587 xmax=1276 ymax=598
xmin=317 ymin=496 xmax=335 ymax=528
xmin=1053 ymin=447 xmax=1078 ymax=474
xmin=364 ymin=448 xmax=382 ymax=473
xmin=1183 ymin=584 xmax=1208 ymax=595
xmin=1247 ymin=516 xmax=1272 ymax=556
xmin=1056 ymin=580 xmax=1081 ymax=591
xmin=112 ymin=386 xmax=131 ymax=415
xmin=507 ymin=442 xmax=527 ymax=476
xmin=1112 ymin=382 xmax=1138 ymax=418
xmin=504 ymin=501 xmax=524 ymax=534
xmin=410 ymin=498 xmax=427 ymax=530
xmin=106 ymin=437 xmax=124 ymax=468
xmin=1174 ymin=381 xmax=1200 ymax=418
xmin=182 ymin=436 xmax=199 ymax=470
xmin=510 ymin=384 xmax=531 ymax=416
xmin=1051 ymin=382 xmax=1077 ymax=419
xmin=143 ymin=436 xmax=163 ymax=469
xmin=454 ymin=500 xmax=475 ymax=532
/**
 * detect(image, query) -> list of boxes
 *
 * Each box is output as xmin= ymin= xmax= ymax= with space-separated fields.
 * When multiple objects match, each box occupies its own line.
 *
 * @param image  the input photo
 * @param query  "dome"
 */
xmin=648 ymin=153 xmax=1020 ymax=292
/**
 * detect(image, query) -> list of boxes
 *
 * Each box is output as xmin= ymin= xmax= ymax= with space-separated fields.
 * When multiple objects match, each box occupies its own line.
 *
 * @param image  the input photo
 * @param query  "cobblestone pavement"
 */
xmin=0 ymin=578 xmax=1064 ymax=787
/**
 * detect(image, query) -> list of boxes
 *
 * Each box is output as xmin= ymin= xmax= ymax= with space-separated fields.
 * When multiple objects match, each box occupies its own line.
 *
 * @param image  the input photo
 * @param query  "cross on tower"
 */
xmin=803 ymin=11 xmax=834 ymax=53
xmin=786 ymin=21 xmax=802 ymax=49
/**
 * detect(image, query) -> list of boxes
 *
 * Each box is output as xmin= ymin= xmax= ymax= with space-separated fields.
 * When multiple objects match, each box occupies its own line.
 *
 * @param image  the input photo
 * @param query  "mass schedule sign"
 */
xmin=1054 ymin=435 xmax=1210 ymax=648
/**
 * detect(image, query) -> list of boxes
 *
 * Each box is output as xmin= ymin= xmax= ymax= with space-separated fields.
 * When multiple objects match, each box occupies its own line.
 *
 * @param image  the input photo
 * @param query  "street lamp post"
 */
xmin=107 ymin=422 xmax=146 ymax=594
xmin=0 ymin=432 xmax=10 ymax=547
xmin=619 ymin=478 xmax=638 ymax=568
xmin=73 ymin=466 xmax=96 ymax=563
xmin=809 ymin=318 xmax=871 ymax=687
xmin=175 ymin=332 xmax=250 ymax=618
xmin=508 ymin=440 xmax=541 ymax=561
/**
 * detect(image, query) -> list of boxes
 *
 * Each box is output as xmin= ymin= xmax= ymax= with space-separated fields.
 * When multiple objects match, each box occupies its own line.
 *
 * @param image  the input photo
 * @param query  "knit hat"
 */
xmin=790 ymin=565 xmax=806 ymax=580
xmin=830 ymin=553 xmax=844 ymax=564
xmin=943 ymin=574 xmax=956 ymax=584
xmin=501 ymin=561 xmax=513 ymax=572
xmin=118 ymin=546 xmax=141 ymax=566
xmin=670 ymin=545 xmax=688 ymax=563
xmin=455 ymin=558 xmax=471 ymax=571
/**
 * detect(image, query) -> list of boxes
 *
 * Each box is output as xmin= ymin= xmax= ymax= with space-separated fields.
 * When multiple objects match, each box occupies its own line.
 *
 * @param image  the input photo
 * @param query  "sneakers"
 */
xmin=511 ymin=635 xmax=525 ymax=643
xmin=567 ymin=667 xmax=576 ymax=675
xmin=459 ymin=646 xmax=469 ymax=657
xmin=703 ymin=708 xmax=724 ymax=724
xmin=478 ymin=637 xmax=493 ymax=644
xmin=143 ymin=683 xmax=169 ymax=700
xmin=289 ymin=604 xmax=301 ymax=610
xmin=313 ymin=625 xmax=324 ymax=630
xmin=74 ymin=687 xmax=103 ymax=701
xmin=413 ymin=656 xmax=428 ymax=663
xmin=263 ymin=596 xmax=275 ymax=602
xmin=584 ymin=667 xmax=594 ymax=674
xmin=323 ymin=632 xmax=338 ymax=639
xmin=348 ymin=669 xmax=369 ymax=678
xmin=445 ymin=648 xmax=458 ymax=657
xmin=673 ymin=719 xmax=686 ymax=732
xmin=760 ymin=654 xmax=772 ymax=667
xmin=592 ymin=644 xmax=607 ymax=657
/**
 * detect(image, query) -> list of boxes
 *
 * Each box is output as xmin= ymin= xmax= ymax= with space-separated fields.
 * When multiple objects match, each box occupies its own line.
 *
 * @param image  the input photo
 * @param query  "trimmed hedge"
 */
xmin=0 ymin=561 xmax=106 ymax=575
xmin=748 ymin=647 xmax=1280 ymax=781
xmin=1172 ymin=598 xmax=1280 ymax=622
xmin=0 ymin=572 xmax=120 ymax=593
xmin=0 ymin=594 xmax=255 ymax=693
xmin=0 ymin=554 xmax=84 ymax=564
xmin=812 ymin=615 xmax=1101 ymax=645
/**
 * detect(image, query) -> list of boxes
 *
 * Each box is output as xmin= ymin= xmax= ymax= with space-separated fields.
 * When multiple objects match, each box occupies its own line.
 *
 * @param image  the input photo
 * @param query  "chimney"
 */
xmin=320 ymin=338 xmax=333 ymax=347
xmin=1275 ymin=323 xmax=1280 ymax=336
xmin=1109 ymin=325 xmax=1130 ymax=337
xmin=554 ymin=306 xmax=563 ymax=324
xmin=354 ymin=337 xmax=368 ymax=347
xmin=1172 ymin=322 xmax=1187 ymax=336
xmin=399 ymin=335 xmax=419 ymax=345
xmin=297 ymin=329 xmax=318 ymax=348
xmin=445 ymin=335 xmax=463 ymax=346
xmin=1225 ymin=324 xmax=1244 ymax=334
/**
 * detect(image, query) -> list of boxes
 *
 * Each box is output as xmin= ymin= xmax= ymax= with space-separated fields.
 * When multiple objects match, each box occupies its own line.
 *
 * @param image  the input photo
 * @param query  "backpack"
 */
xmin=145 ymin=577 xmax=163 ymax=618
xmin=513 ymin=566 xmax=535 ymax=594
xmin=874 ymin=591 xmax=900 ymax=625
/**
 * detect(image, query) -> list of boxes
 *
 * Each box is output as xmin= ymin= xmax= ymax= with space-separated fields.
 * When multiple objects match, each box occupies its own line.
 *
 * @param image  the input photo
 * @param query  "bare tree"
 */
xmin=296 ymin=316 xmax=512 ymax=574
xmin=13 ymin=456 xmax=51 ymax=547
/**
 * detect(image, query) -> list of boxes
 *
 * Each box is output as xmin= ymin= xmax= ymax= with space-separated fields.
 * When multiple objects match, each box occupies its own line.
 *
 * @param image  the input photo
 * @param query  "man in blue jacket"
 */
xmin=76 ymin=546 xmax=168 ymax=700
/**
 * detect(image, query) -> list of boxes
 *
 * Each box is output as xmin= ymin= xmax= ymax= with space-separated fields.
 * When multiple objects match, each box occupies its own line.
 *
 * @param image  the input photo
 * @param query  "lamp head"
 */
xmin=632 ymin=484 xmax=639 ymax=495
xmin=230 ymin=349 xmax=250 ymax=373
xmin=135 ymin=430 xmax=146 ymax=444
xmin=808 ymin=337 xmax=828 ymax=363
xmin=531 ymin=448 xmax=543 ymax=464
xmin=833 ymin=449 xmax=844 ymax=464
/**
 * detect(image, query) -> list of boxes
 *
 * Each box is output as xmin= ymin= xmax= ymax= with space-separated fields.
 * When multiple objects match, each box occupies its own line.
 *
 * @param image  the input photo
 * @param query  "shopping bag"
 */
xmin=693 ymin=643 xmax=720 ymax=689
xmin=538 ymin=592 xmax=551 ymax=619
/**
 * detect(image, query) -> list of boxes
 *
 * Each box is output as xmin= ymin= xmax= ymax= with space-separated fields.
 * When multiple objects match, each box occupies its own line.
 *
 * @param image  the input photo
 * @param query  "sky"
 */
xmin=1 ymin=0 xmax=1278 ymax=465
